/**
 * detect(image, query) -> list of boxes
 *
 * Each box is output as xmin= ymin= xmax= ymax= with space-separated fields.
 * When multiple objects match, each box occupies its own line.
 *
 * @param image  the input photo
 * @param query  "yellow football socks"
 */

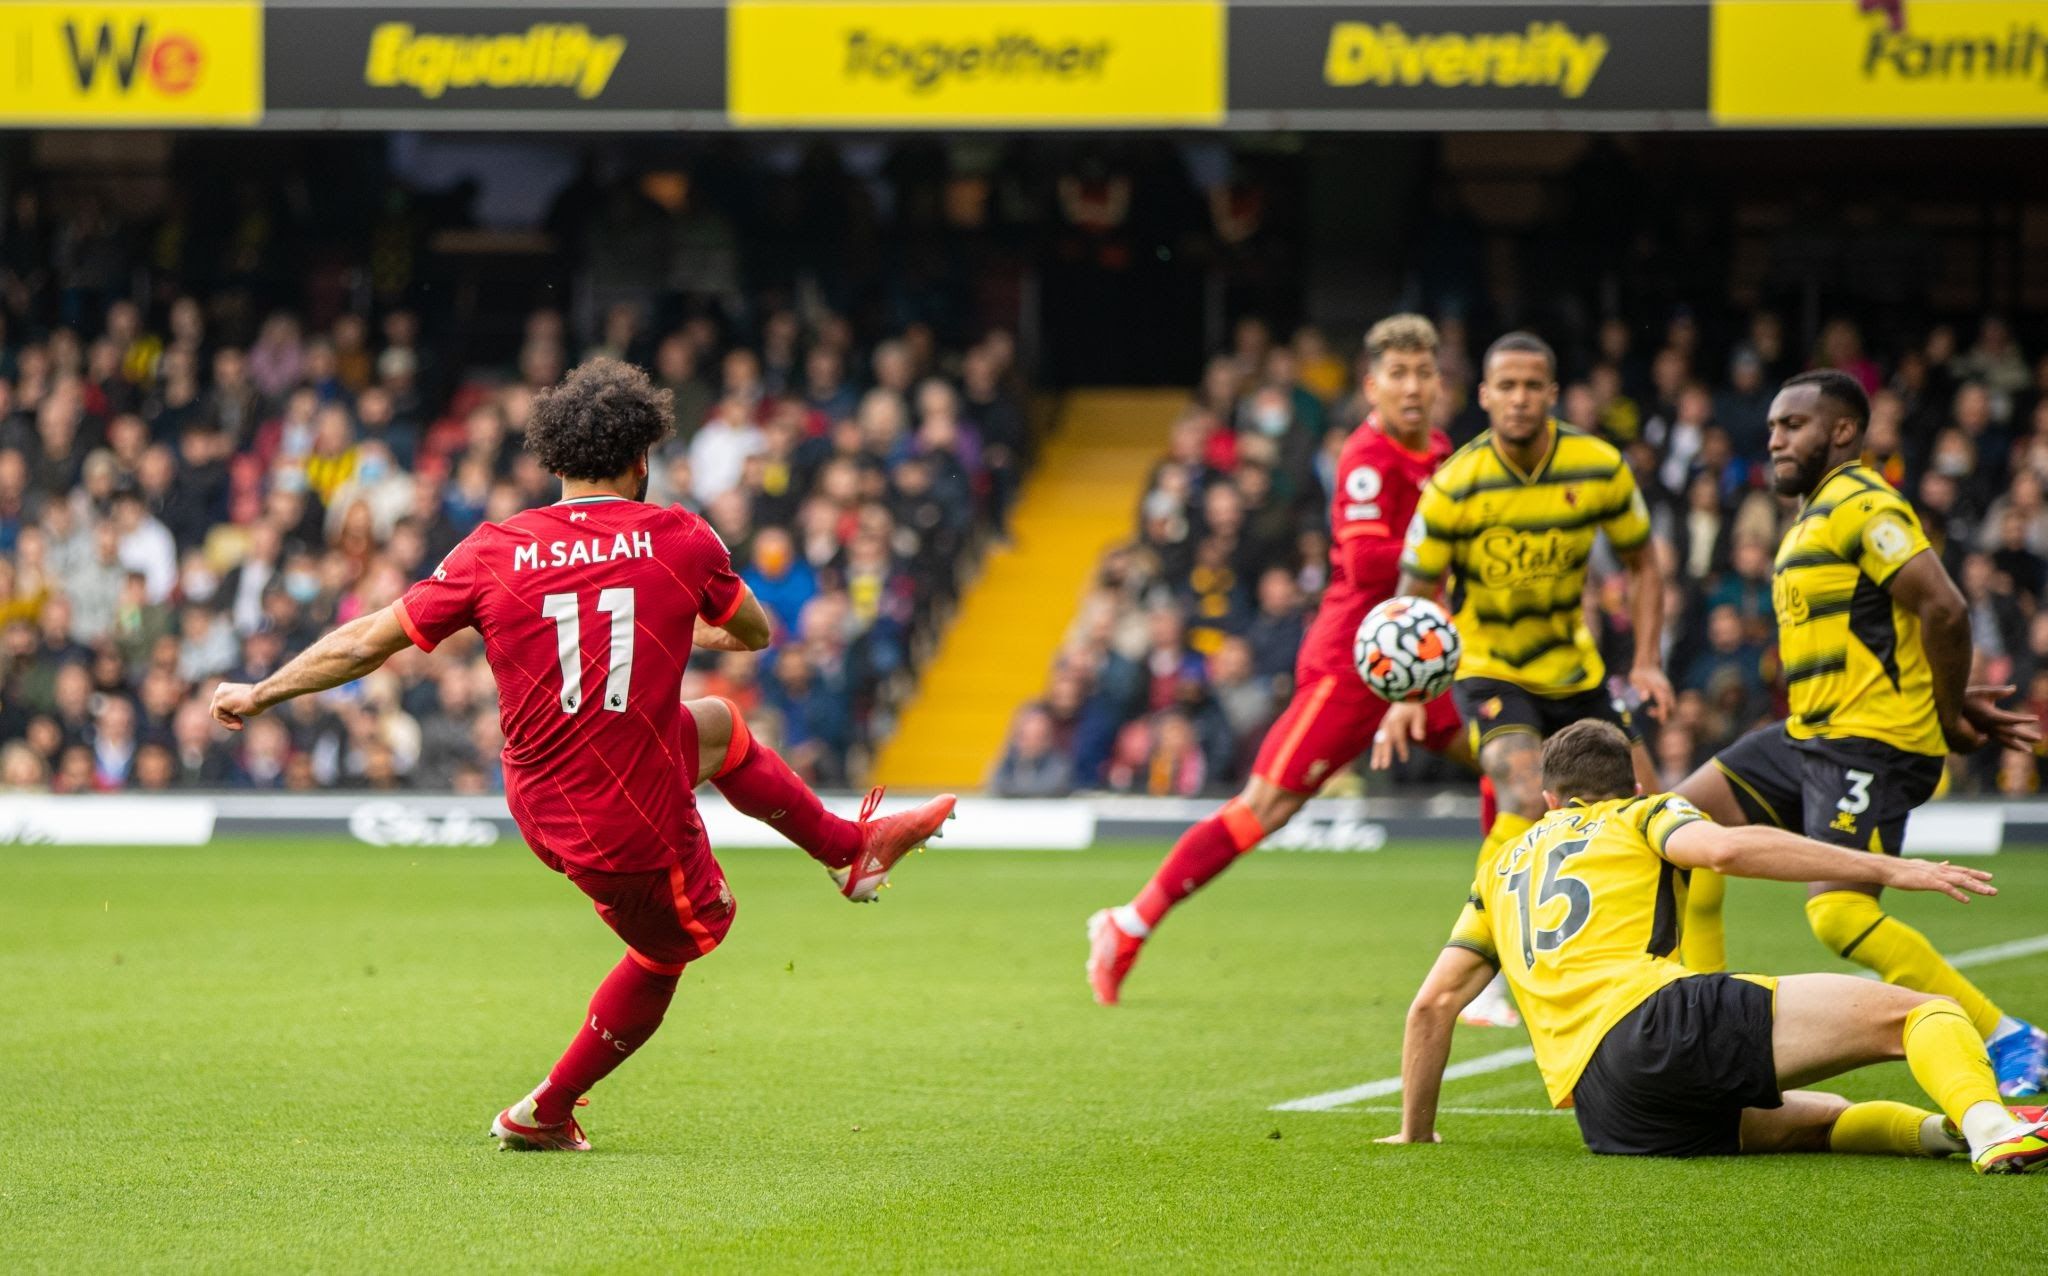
xmin=1828 ymin=1100 xmax=1944 ymax=1157
xmin=1806 ymin=890 xmax=2003 ymax=1038
xmin=1681 ymin=867 xmax=1726 ymax=972
xmin=1902 ymin=1000 xmax=2005 ymax=1129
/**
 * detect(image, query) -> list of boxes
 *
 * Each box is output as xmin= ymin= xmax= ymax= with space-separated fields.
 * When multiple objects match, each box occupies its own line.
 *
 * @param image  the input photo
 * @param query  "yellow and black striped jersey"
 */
xmin=1400 ymin=423 xmax=1651 ymax=696
xmin=1773 ymin=461 xmax=1943 ymax=757
xmin=1449 ymin=793 xmax=1705 ymax=1107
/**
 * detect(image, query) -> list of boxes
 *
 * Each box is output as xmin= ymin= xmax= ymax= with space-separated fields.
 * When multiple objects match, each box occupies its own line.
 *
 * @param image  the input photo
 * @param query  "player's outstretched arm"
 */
xmin=1377 ymin=944 xmax=1496 ymax=1146
xmin=211 ymin=605 xmax=415 ymax=730
xmin=1661 ymin=821 xmax=1995 ymax=902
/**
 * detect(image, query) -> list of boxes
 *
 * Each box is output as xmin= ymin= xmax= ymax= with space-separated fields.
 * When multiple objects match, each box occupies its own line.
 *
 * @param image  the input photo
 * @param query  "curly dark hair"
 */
xmin=525 ymin=357 xmax=674 ymax=480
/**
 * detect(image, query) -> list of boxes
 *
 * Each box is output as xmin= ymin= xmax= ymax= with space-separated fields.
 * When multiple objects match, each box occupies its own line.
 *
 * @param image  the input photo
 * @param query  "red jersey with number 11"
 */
xmin=1296 ymin=416 xmax=1452 ymax=682
xmin=394 ymin=494 xmax=745 ymax=874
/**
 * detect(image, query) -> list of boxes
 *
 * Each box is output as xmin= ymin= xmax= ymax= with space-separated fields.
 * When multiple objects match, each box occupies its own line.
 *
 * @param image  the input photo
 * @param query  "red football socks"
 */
xmin=1129 ymin=797 xmax=1267 ymax=930
xmin=708 ymin=703 xmax=861 ymax=869
xmin=534 ymin=954 xmax=681 ymax=1124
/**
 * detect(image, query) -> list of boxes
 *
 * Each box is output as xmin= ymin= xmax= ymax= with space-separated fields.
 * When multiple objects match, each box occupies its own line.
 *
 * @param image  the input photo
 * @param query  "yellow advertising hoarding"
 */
xmin=0 ymin=2 xmax=260 ymax=124
xmin=1713 ymin=0 xmax=2048 ymax=125
xmin=729 ymin=1 xmax=1224 ymax=127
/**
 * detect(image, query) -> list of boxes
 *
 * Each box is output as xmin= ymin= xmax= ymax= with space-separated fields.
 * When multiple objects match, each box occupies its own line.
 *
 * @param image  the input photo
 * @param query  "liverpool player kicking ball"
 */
xmin=212 ymin=358 xmax=956 ymax=1151
xmin=1087 ymin=315 xmax=1470 ymax=1005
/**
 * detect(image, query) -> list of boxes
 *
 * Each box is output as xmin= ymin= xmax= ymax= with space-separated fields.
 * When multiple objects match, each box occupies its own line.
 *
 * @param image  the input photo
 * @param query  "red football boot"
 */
xmin=490 ymin=1094 xmax=592 ymax=1152
xmin=1086 ymin=909 xmax=1146 ymax=1006
xmin=832 ymin=787 xmax=956 ymax=902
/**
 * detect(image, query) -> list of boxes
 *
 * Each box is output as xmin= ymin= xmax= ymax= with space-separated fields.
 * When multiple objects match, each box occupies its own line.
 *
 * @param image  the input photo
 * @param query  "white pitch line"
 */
xmin=1270 ymin=1047 xmax=1534 ymax=1112
xmin=1946 ymin=933 xmax=2048 ymax=970
xmin=1270 ymin=930 xmax=2048 ymax=1113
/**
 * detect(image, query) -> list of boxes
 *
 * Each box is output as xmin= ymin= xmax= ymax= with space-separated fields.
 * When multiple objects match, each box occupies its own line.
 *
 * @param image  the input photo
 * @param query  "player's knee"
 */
xmin=1743 ymin=1092 xmax=1851 ymax=1154
xmin=693 ymin=696 xmax=755 ymax=779
xmin=627 ymin=948 xmax=689 ymax=978
xmin=1480 ymin=737 xmax=1545 ymax=815
xmin=1240 ymin=785 xmax=1303 ymax=834
xmin=1871 ymin=990 xmax=1961 ymax=1061
xmin=688 ymin=695 xmax=734 ymax=745
xmin=1804 ymin=890 xmax=1884 ymax=956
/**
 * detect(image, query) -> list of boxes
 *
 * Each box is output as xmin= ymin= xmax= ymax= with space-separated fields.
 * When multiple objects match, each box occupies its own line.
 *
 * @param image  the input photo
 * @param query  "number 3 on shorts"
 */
xmin=1838 ymin=768 xmax=1874 ymax=816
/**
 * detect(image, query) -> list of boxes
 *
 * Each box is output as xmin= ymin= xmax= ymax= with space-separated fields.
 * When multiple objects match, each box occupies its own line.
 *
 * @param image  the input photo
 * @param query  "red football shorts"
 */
xmin=550 ymin=697 xmax=733 ymax=977
xmin=564 ymin=847 xmax=736 ymax=976
xmin=1252 ymin=672 xmax=1462 ymax=795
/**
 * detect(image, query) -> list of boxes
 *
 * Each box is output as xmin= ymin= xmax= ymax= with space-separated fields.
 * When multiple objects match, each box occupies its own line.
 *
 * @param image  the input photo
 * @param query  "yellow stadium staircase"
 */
xmin=872 ymin=389 xmax=1182 ymax=792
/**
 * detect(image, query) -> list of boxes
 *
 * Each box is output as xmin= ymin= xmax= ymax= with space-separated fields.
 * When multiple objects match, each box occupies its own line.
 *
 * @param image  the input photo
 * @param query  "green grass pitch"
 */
xmin=6 ymin=837 xmax=2046 ymax=1273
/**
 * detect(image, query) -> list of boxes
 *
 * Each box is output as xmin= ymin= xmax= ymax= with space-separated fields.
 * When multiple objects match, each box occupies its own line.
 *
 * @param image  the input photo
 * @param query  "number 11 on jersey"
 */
xmin=541 ymin=588 xmax=635 ymax=714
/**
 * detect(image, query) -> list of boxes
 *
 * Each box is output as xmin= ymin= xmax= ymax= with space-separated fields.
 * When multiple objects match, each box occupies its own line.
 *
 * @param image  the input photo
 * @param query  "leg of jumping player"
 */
xmin=1745 ymin=974 xmax=2047 ymax=1172
xmin=686 ymin=697 xmax=956 ymax=902
xmin=688 ymin=696 xmax=861 ymax=868
xmin=502 ymin=861 xmax=739 ymax=1149
xmin=495 ymin=704 xmax=739 ymax=1151
xmin=1087 ymin=678 xmax=1464 ymax=1006
xmin=1454 ymin=730 xmax=1545 ymax=1029
xmin=1085 ymin=772 xmax=1310 ymax=1006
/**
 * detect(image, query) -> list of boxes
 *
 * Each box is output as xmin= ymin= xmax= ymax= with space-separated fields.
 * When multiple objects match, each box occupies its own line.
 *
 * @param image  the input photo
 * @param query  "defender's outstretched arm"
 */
xmin=1660 ymin=820 xmax=1993 ymax=902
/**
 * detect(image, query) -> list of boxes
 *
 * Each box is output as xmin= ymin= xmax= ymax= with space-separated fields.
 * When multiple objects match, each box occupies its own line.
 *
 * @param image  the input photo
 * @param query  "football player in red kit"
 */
xmin=1086 ymin=314 xmax=1469 ymax=1005
xmin=212 ymin=358 xmax=955 ymax=1150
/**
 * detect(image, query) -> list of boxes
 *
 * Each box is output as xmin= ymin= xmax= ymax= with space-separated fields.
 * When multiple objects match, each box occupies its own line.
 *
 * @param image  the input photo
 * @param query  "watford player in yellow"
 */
xmin=1379 ymin=331 xmax=1674 ymax=1028
xmin=1380 ymin=721 xmax=2048 ymax=1171
xmin=1671 ymin=370 xmax=2048 ymax=1100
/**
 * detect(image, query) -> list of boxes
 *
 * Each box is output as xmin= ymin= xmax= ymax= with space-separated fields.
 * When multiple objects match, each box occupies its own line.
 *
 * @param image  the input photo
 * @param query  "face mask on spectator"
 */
xmin=1253 ymin=405 xmax=1289 ymax=437
xmin=285 ymin=571 xmax=320 ymax=603
xmin=1936 ymin=450 xmax=1971 ymax=478
xmin=358 ymin=455 xmax=390 ymax=484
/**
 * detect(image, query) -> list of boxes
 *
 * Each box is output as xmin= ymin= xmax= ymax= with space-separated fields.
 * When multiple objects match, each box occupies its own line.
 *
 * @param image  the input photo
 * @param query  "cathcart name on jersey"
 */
xmin=513 ymin=532 xmax=655 ymax=572
xmin=1475 ymin=528 xmax=1584 ymax=587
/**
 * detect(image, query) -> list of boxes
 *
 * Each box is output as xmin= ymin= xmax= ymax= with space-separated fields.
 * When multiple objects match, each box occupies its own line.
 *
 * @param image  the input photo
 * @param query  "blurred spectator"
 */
xmin=992 ymin=705 xmax=1075 ymax=797
xmin=743 ymin=526 xmax=817 ymax=635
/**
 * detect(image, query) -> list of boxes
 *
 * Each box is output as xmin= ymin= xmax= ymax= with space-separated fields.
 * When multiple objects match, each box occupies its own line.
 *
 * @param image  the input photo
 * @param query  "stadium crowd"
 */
xmin=994 ymin=311 xmax=2048 ymax=800
xmin=0 ymin=289 xmax=1031 ymax=794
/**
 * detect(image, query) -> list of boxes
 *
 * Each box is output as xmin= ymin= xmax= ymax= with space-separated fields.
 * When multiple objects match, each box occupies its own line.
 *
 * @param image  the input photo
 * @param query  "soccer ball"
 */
xmin=1354 ymin=597 xmax=1461 ymax=703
